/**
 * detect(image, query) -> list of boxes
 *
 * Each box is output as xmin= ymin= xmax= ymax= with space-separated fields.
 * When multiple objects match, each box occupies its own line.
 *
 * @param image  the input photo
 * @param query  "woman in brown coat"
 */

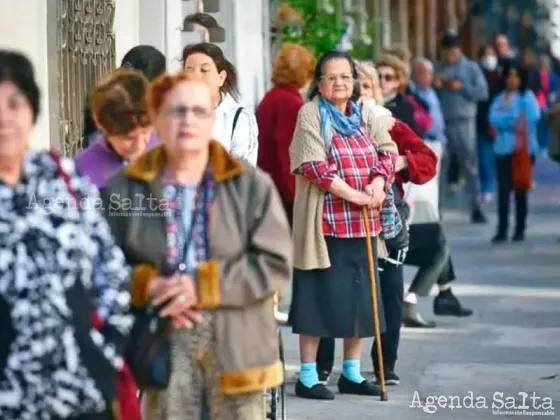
xmin=102 ymin=72 xmax=292 ymax=419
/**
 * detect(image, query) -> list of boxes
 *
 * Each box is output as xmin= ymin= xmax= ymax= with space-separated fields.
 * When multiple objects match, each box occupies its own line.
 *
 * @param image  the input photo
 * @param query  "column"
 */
xmin=398 ymin=0 xmax=409 ymax=46
xmin=414 ymin=0 xmax=425 ymax=57
xmin=228 ymin=0 xmax=268 ymax=109
xmin=114 ymin=0 xmax=140 ymax=64
xmin=426 ymin=0 xmax=437 ymax=59
xmin=137 ymin=0 xmax=183 ymax=72
xmin=447 ymin=0 xmax=458 ymax=32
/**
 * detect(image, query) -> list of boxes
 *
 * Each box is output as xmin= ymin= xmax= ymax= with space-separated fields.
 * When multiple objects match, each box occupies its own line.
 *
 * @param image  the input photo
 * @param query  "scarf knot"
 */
xmin=319 ymin=96 xmax=363 ymax=150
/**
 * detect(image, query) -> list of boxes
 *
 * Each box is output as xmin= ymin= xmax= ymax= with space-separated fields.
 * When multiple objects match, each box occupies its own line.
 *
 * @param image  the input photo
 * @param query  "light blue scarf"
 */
xmin=319 ymin=96 xmax=363 ymax=150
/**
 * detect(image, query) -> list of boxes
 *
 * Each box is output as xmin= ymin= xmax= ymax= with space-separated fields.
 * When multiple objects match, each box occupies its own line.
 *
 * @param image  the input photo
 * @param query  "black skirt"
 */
xmin=289 ymin=236 xmax=386 ymax=338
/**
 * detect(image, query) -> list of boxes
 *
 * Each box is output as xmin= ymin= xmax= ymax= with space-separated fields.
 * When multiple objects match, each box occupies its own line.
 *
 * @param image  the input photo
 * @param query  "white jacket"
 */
xmin=212 ymin=93 xmax=259 ymax=166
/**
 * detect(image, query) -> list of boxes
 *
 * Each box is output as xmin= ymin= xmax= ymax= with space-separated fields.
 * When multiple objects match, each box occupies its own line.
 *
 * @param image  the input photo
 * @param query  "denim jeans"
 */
xmin=537 ymin=116 xmax=550 ymax=152
xmin=477 ymin=134 xmax=495 ymax=194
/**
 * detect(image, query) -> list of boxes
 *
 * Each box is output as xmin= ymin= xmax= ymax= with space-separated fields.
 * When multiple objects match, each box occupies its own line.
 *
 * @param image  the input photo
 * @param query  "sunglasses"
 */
xmin=164 ymin=105 xmax=213 ymax=119
xmin=378 ymin=73 xmax=396 ymax=82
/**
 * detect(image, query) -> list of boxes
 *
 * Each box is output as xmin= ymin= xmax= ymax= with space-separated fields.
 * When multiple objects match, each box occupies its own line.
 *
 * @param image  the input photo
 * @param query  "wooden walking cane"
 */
xmin=361 ymin=206 xmax=388 ymax=401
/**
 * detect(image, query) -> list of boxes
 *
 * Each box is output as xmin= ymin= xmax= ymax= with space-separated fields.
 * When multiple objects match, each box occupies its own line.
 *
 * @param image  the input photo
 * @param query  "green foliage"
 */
xmin=279 ymin=0 xmax=375 ymax=60
xmin=350 ymin=22 xmax=376 ymax=60
xmin=281 ymin=0 xmax=345 ymax=58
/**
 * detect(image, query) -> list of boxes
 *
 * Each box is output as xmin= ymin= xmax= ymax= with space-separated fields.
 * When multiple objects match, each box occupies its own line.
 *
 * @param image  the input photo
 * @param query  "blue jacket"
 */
xmin=435 ymin=55 xmax=489 ymax=122
xmin=489 ymin=90 xmax=541 ymax=156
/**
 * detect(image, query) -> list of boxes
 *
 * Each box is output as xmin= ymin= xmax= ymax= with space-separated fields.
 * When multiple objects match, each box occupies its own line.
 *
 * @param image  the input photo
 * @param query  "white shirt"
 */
xmin=212 ymin=93 xmax=259 ymax=166
xmin=362 ymin=99 xmax=392 ymax=118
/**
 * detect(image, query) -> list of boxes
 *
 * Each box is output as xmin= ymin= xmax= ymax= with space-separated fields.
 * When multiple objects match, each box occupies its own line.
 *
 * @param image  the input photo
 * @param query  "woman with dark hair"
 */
xmin=289 ymin=50 xmax=398 ymax=400
xmin=182 ymin=43 xmax=258 ymax=165
xmin=489 ymin=63 xmax=540 ymax=242
xmin=0 ymin=49 xmax=132 ymax=420
xmin=75 ymin=69 xmax=158 ymax=192
xmin=83 ymin=45 xmax=166 ymax=145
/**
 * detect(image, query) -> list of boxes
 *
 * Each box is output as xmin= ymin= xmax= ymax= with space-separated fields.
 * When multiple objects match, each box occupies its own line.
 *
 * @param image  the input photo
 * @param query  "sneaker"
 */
xmin=318 ymin=370 xmax=330 ymax=384
xmin=434 ymin=290 xmax=473 ymax=317
xmin=274 ymin=308 xmax=289 ymax=324
xmin=491 ymin=233 xmax=507 ymax=244
xmin=403 ymin=302 xmax=437 ymax=328
xmin=375 ymin=370 xmax=400 ymax=386
xmin=512 ymin=231 xmax=525 ymax=242
xmin=471 ymin=208 xmax=487 ymax=224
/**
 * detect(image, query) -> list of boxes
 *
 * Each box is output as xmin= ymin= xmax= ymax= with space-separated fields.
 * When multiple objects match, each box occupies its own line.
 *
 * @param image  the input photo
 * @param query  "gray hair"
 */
xmin=413 ymin=57 xmax=433 ymax=72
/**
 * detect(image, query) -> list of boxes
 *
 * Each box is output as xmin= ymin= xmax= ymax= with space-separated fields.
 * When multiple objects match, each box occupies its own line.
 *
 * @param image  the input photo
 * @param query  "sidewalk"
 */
xmin=280 ymin=160 xmax=560 ymax=419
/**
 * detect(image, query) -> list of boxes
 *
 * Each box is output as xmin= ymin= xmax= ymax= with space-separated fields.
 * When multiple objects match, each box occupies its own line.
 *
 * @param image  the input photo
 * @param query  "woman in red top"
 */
xmin=256 ymin=43 xmax=316 ymax=224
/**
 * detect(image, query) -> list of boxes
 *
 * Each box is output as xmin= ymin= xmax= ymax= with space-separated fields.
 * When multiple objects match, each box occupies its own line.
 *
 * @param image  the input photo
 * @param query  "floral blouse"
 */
xmin=0 ymin=152 xmax=133 ymax=419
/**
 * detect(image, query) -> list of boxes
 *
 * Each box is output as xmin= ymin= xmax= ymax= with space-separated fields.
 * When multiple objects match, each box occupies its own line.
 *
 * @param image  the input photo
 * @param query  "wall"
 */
xmin=0 ymin=0 xmax=50 ymax=150
xmin=114 ymin=0 xmax=140 ymax=64
xmin=138 ymin=0 xmax=184 ymax=72
xmin=229 ymin=0 xmax=267 ymax=110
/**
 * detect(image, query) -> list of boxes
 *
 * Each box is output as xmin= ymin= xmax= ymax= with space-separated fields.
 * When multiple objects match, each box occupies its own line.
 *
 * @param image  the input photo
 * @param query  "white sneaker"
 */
xmin=274 ymin=308 xmax=289 ymax=324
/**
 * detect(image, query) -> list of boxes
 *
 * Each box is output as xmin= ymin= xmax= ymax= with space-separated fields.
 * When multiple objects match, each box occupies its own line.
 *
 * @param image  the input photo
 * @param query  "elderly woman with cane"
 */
xmin=289 ymin=50 xmax=399 ymax=400
xmin=102 ymin=72 xmax=292 ymax=419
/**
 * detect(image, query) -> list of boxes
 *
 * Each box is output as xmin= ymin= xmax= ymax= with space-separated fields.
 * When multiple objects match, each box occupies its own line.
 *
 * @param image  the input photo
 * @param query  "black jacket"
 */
xmin=384 ymin=94 xmax=422 ymax=137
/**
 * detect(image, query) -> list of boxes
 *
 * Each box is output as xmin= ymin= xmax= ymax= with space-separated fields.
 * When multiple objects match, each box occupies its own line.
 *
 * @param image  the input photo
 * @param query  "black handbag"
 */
xmin=124 ymin=303 xmax=172 ymax=390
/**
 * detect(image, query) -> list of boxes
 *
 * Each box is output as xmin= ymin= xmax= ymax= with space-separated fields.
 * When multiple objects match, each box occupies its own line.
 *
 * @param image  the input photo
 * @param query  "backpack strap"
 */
xmin=231 ymin=107 xmax=243 ymax=140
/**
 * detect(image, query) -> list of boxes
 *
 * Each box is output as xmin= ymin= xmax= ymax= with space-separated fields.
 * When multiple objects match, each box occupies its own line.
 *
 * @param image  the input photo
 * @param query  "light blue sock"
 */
xmin=299 ymin=362 xmax=319 ymax=388
xmin=342 ymin=359 xmax=365 ymax=384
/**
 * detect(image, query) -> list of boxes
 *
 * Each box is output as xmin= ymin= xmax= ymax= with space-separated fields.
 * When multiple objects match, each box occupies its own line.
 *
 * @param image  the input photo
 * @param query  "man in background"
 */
xmin=435 ymin=32 xmax=489 ymax=223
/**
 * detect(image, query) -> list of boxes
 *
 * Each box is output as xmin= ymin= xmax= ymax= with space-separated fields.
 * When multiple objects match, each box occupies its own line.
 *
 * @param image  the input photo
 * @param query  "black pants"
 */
xmin=316 ymin=250 xmax=404 ymax=375
xmin=405 ymin=223 xmax=456 ymax=296
xmin=495 ymin=154 xmax=529 ymax=235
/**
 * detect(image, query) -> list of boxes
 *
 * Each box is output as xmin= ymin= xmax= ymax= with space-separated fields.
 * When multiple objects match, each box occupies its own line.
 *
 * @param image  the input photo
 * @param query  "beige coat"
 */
xmin=289 ymin=98 xmax=398 ymax=270
xmin=102 ymin=141 xmax=292 ymax=395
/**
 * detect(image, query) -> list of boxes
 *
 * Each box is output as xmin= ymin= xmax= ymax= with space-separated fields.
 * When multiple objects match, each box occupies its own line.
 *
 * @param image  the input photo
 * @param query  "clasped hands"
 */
xmin=352 ymin=176 xmax=386 ymax=208
xmin=150 ymin=273 xmax=202 ymax=329
xmin=434 ymin=74 xmax=462 ymax=92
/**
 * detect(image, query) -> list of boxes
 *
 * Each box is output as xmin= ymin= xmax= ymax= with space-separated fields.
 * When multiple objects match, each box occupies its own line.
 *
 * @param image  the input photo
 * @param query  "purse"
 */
xmin=124 ymin=304 xmax=172 ymax=390
xmin=512 ymin=109 xmax=533 ymax=192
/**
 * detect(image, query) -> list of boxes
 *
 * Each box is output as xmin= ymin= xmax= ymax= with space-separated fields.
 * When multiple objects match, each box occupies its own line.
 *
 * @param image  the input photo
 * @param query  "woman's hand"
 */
xmin=396 ymin=155 xmax=408 ymax=172
xmin=151 ymin=274 xmax=202 ymax=328
xmin=364 ymin=176 xmax=387 ymax=208
xmin=351 ymin=190 xmax=377 ymax=207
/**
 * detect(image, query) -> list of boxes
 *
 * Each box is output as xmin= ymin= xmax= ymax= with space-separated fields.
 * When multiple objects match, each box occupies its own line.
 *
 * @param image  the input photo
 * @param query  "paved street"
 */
xmin=279 ymin=159 xmax=560 ymax=420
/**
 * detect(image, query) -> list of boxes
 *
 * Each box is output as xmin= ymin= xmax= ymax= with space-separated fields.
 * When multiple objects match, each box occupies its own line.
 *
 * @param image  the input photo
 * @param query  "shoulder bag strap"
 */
xmin=48 ymin=150 xmax=103 ymax=329
xmin=48 ymin=150 xmax=79 ymax=202
xmin=231 ymin=107 xmax=243 ymax=140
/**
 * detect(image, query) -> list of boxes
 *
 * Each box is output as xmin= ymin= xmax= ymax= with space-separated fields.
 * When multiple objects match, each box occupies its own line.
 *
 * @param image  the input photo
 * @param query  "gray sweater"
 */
xmin=435 ymin=55 xmax=489 ymax=122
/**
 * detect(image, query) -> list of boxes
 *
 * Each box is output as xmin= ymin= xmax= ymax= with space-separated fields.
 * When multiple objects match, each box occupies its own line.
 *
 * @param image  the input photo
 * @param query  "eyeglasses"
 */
xmin=378 ymin=73 xmax=396 ymax=82
xmin=321 ymin=74 xmax=353 ymax=84
xmin=163 ymin=105 xmax=213 ymax=119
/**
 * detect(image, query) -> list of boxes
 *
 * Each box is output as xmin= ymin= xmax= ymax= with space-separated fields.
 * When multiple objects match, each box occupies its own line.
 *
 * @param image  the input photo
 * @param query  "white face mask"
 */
xmin=481 ymin=55 xmax=498 ymax=71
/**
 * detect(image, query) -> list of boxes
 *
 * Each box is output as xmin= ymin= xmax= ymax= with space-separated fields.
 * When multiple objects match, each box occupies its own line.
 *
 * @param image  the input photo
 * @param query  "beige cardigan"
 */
xmin=289 ymin=98 xmax=398 ymax=270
